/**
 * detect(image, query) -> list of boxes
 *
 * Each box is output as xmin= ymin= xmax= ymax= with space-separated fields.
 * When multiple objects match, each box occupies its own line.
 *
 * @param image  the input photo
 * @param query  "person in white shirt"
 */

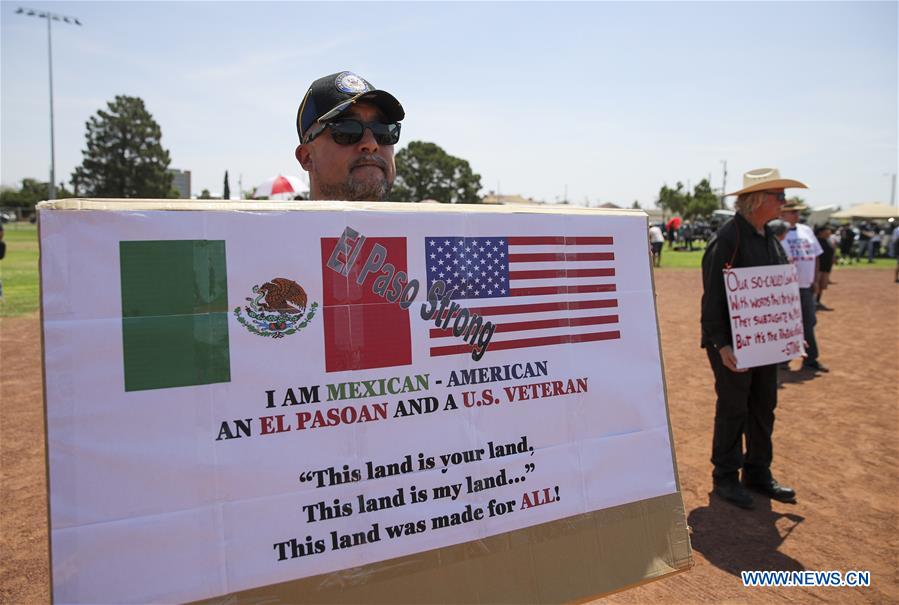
xmin=780 ymin=201 xmax=827 ymax=372
xmin=648 ymin=223 xmax=665 ymax=267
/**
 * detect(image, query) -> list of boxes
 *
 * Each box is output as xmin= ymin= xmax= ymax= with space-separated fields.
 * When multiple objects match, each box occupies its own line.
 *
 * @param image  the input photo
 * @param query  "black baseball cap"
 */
xmin=296 ymin=71 xmax=404 ymax=142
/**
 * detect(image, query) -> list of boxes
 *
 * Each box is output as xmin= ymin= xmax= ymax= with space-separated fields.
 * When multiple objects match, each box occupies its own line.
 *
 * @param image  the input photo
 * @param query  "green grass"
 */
xmin=0 ymin=222 xmax=40 ymax=317
xmin=655 ymin=246 xmax=708 ymax=269
xmin=654 ymin=242 xmax=897 ymax=270
xmin=0 ymin=223 xmax=894 ymax=317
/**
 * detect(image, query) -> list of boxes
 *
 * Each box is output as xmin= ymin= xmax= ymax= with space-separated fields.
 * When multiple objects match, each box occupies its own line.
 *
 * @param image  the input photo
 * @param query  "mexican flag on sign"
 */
xmin=117 ymin=235 xmax=416 ymax=392
xmin=119 ymin=240 xmax=231 ymax=391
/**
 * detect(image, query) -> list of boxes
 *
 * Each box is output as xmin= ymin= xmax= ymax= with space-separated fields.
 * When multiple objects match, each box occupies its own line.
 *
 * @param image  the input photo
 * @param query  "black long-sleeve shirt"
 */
xmin=700 ymin=213 xmax=789 ymax=350
xmin=817 ymin=237 xmax=835 ymax=272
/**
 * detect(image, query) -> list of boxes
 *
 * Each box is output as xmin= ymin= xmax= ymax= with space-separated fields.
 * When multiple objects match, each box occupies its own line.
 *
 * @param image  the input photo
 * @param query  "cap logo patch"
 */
xmin=335 ymin=71 xmax=371 ymax=94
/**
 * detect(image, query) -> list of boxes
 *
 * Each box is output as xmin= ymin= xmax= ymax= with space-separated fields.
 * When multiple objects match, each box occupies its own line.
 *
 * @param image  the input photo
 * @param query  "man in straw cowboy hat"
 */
xmin=780 ymin=199 xmax=828 ymax=373
xmin=700 ymin=168 xmax=804 ymax=509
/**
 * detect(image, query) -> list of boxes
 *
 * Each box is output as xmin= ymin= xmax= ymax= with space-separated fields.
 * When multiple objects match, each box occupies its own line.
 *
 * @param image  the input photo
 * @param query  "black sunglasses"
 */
xmin=767 ymin=192 xmax=787 ymax=202
xmin=304 ymin=119 xmax=401 ymax=146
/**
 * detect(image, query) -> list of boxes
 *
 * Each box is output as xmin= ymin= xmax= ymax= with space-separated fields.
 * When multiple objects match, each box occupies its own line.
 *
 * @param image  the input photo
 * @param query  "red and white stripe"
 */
xmin=429 ymin=236 xmax=620 ymax=356
xmin=253 ymin=175 xmax=306 ymax=199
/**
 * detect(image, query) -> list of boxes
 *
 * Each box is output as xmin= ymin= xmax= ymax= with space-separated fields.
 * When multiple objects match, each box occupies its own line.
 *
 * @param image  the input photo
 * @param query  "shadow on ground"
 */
xmin=778 ymin=366 xmax=823 ymax=388
xmin=688 ymin=493 xmax=805 ymax=578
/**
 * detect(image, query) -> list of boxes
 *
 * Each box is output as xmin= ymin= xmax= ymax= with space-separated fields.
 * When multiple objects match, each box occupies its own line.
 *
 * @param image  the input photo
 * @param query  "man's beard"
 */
xmin=316 ymin=156 xmax=392 ymax=201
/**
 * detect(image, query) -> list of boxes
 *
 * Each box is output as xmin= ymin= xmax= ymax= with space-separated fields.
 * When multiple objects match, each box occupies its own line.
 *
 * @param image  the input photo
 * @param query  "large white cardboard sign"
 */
xmin=40 ymin=202 xmax=678 ymax=604
xmin=724 ymin=264 xmax=804 ymax=369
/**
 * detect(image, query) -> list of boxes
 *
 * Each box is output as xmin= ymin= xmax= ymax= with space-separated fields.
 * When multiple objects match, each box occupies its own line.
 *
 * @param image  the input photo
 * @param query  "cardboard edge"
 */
xmin=644 ymin=215 xmax=687 ymax=496
xmin=35 ymin=198 xmax=648 ymax=218
xmin=39 ymin=206 xmax=690 ymax=604
xmin=188 ymin=492 xmax=692 ymax=605
xmin=569 ymin=564 xmax=693 ymax=605
xmin=36 ymin=209 xmax=57 ymax=604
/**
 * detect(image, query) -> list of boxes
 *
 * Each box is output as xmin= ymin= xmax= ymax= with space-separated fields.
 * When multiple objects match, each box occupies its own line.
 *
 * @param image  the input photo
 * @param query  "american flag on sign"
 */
xmin=424 ymin=236 xmax=621 ymax=357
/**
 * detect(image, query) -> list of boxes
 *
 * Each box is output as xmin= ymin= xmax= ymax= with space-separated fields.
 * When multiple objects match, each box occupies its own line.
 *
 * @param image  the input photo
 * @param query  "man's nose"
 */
xmin=356 ymin=126 xmax=379 ymax=153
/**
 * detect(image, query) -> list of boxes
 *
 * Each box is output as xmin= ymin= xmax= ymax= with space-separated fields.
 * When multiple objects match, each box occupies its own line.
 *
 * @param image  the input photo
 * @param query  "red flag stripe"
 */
xmin=508 ymin=268 xmax=616 ymax=280
xmin=429 ymin=314 xmax=619 ymax=338
xmin=466 ymin=298 xmax=618 ymax=317
xmin=510 ymin=283 xmax=617 ymax=296
xmin=430 ymin=330 xmax=622 ymax=357
xmin=506 ymin=236 xmax=614 ymax=245
xmin=507 ymin=252 xmax=615 ymax=262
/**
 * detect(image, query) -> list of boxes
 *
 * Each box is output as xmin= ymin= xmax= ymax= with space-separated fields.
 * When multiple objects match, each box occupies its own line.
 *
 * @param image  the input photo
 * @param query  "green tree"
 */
xmin=71 ymin=95 xmax=175 ymax=198
xmin=658 ymin=179 xmax=722 ymax=220
xmin=199 ymin=188 xmax=212 ymax=199
xmin=0 ymin=178 xmax=74 ymax=208
xmin=223 ymin=170 xmax=231 ymax=200
xmin=391 ymin=141 xmax=482 ymax=203
xmin=657 ymin=182 xmax=688 ymax=216
xmin=685 ymin=179 xmax=720 ymax=219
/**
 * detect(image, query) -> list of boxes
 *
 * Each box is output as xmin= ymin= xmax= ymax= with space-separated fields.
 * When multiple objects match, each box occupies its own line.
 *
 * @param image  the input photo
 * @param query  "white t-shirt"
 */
xmin=648 ymin=225 xmax=664 ymax=243
xmin=781 ymin=223 xmax=823 ymax=288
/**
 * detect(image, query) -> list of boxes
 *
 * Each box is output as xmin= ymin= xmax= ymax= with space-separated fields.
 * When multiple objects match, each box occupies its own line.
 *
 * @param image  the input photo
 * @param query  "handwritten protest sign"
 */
xmin=39 ymin=200 xmax=689 ymax=604
xmin=724 ymin=264 xmax=804 ymax=369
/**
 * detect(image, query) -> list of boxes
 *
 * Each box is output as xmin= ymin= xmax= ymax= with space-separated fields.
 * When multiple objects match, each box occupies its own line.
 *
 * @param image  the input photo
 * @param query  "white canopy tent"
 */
xmin=830 ymin=202 xmax=898 ymax=220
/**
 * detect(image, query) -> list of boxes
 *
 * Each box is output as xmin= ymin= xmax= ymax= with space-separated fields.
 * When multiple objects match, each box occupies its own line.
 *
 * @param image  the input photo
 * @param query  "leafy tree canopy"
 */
xmin=71 ymin=95 xmax=176 ymax=198
xmin=656 ymin=179 xmax=720 ymax=220
xmin=391 ymin=141 xmax=482 ymax=204
xmin=0 ymin=178 xmax=74 ymax=208
xmin=657 ymin=181 xmax=688 ymax=216
xmin=686 ymin=179 xmax=720 ymax=219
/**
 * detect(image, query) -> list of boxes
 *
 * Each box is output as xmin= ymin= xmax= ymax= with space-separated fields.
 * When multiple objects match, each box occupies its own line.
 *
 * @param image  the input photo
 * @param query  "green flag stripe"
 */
xmin=120 ymin=240 xmax=231 ymax=392
xmin=120 ymin=240 xmax=228 ymax=316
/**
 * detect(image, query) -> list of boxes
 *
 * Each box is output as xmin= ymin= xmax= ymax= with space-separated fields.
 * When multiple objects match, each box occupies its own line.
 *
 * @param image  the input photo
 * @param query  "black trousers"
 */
xmin=707 ymin=348 xmax=778 ymax=483
xmin=799 ymin=287 xmax=819 ymax=363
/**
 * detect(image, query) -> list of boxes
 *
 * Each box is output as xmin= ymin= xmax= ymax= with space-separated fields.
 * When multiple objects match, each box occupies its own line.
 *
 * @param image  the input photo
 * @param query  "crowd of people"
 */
xmin=834 ymin=221 xmax=899 ymax=266
xmin=650 ymin=215 xmax=899 ymax=274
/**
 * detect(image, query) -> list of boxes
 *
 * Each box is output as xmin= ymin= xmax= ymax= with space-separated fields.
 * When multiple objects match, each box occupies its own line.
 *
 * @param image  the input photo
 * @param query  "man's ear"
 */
xmin=296 ymin=144 xmax=313 ymax=171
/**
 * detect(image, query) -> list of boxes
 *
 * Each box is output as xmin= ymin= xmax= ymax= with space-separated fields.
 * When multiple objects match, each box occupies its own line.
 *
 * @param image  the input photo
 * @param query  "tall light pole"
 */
xmin=720 ymin=160 xmax=728 ymax=209
xmin=16 ymin=7 xmax=82 ymax=200
xmin=886 ymin=172 xmax=897 ymax=208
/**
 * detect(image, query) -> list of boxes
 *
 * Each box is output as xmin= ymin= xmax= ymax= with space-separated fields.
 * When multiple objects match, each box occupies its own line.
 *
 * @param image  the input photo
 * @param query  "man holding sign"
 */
xmin=701 ymin=168 xmax=804 ymax=509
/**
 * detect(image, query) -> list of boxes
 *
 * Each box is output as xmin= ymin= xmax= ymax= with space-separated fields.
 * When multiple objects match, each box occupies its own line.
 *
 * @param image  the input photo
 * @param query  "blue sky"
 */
xmin=2 ymin=1 xmax=896 ymax=208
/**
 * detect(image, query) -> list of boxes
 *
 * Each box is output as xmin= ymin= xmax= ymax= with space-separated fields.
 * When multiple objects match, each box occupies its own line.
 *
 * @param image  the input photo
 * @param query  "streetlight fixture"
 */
xmin=885 ymin=172 xmax=897 ymax=208
xmin=15 ymin=6 xmax=82 ymax=200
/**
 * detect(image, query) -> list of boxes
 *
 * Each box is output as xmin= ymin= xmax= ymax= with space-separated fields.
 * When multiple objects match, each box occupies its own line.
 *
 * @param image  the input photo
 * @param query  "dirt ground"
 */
xmin=2 ymin=268 xmax=897 ymax=604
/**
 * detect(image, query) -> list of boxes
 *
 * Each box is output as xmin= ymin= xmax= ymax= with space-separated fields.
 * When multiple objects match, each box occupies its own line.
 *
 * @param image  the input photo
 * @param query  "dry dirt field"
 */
xmin=2 ymin=268 xmax=897 ymax=604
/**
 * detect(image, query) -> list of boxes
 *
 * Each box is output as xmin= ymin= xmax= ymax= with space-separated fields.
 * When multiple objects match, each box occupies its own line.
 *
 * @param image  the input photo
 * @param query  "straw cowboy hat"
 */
xmin=781 ymin=199 xmax=808 ymax=211
xmin=727 ymin=167 xmax=808 ymax=197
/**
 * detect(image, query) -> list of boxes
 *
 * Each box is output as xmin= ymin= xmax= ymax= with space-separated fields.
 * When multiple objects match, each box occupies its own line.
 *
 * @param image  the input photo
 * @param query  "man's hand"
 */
xmin=719 ymin=345 xmax=747 ymax=373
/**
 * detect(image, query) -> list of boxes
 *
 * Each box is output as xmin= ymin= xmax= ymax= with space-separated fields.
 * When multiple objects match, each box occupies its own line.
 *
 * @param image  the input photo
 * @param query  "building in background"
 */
xmin=481 ymin=193 xmax=548 ymax=205
xmin=168 ymin=169 xmax=191 ymax=199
